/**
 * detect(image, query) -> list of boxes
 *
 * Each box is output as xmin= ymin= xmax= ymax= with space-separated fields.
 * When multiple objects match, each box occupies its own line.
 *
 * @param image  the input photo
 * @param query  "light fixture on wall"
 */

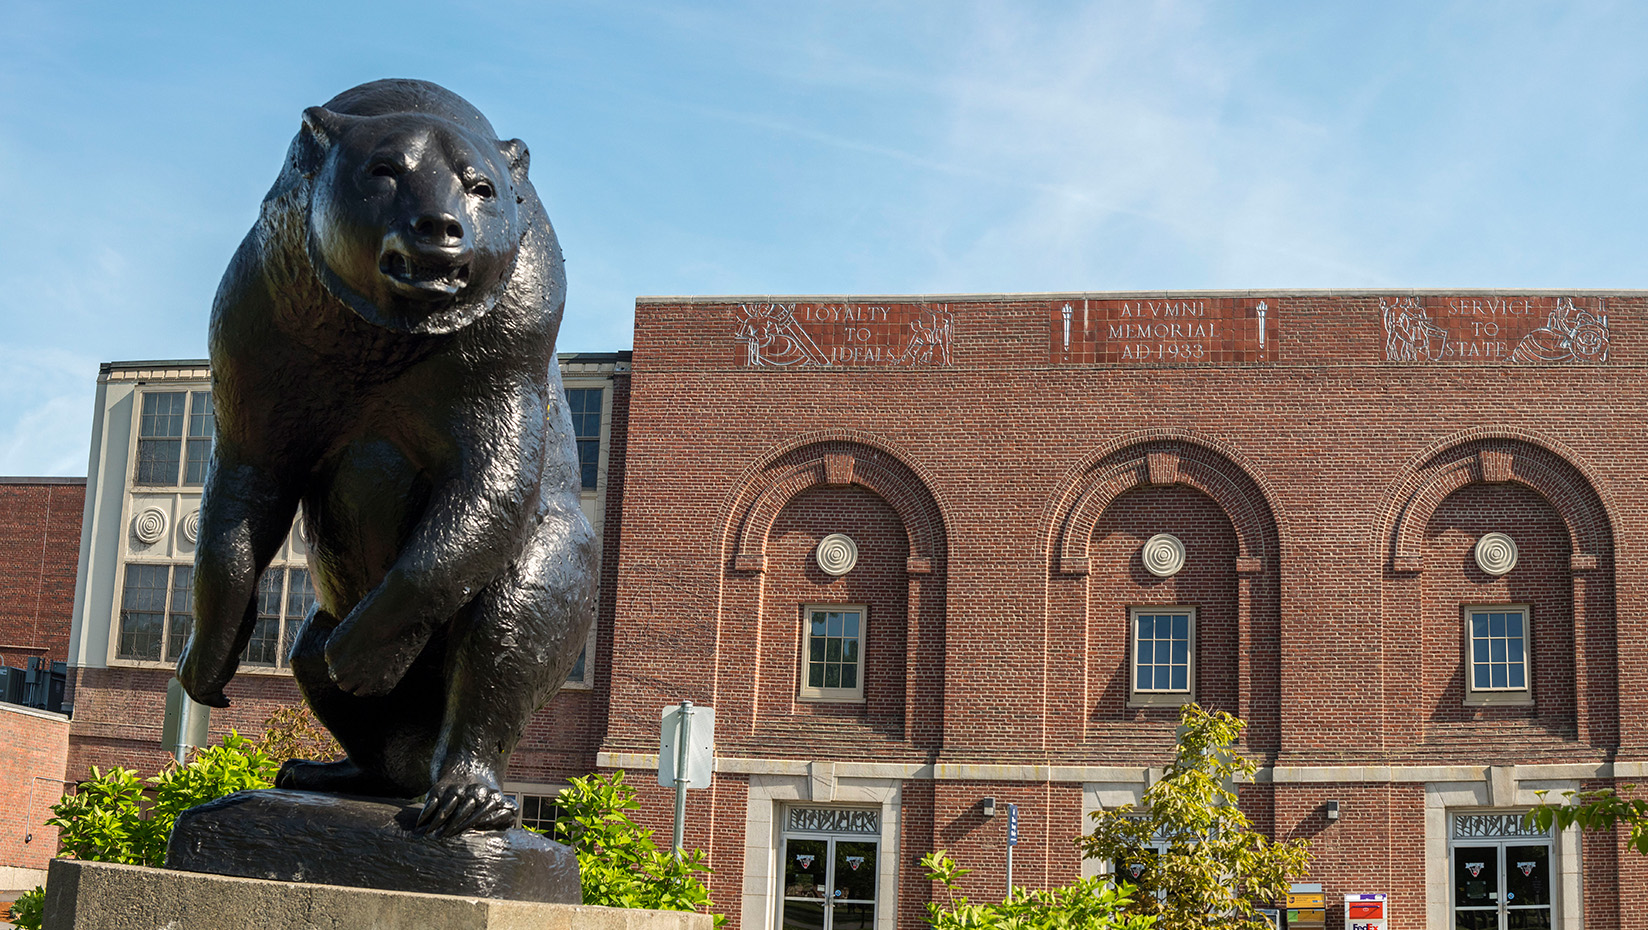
xmin=1325 ymin=800 xmax=1341 ymax=822
xmin=981 ymin=797 xmax=997 ymax=818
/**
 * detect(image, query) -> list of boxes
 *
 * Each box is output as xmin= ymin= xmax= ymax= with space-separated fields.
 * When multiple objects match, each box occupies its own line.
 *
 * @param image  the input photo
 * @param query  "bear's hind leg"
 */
xmin=287 ymin=605 xmax=446 ymax=798
xmin=416 ymin=505 xmax=596 ymax=837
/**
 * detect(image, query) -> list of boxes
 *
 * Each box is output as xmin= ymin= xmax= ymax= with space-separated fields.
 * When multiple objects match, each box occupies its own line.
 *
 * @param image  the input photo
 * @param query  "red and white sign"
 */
xmin=1345 ymin=893 xmax=1387 ymax=930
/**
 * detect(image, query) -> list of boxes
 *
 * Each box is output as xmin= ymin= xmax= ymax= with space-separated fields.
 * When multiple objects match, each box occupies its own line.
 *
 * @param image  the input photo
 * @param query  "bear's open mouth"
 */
xmin=379 ymin=251 xmax=471 ymax=296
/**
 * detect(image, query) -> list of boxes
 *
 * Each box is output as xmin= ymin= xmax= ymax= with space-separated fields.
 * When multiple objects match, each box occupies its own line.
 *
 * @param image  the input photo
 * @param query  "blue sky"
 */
xmin=3 ymin=1 xmax=1647 ymax=475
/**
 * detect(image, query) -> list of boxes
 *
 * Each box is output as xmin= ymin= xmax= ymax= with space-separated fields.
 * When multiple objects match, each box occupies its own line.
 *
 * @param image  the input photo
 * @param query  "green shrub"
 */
xmin=923 ymin=850 xmax=1156 ymax=930
xmin=49 ymin=731 xmax=278 ymax=868
xmin=27 ymin=730 xmax=278 ymax=929
xmin=540 ymin=770 xmax=722 ymax=925
xmin=7 ymin=886 xmax=44 ymax=930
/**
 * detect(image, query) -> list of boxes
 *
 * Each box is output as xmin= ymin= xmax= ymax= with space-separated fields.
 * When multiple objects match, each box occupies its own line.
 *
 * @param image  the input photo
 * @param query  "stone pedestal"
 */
xmin=43 ymin=859 xmax=712 ymax=930
xmin=165 ymin=789 xmax=577 ymax=903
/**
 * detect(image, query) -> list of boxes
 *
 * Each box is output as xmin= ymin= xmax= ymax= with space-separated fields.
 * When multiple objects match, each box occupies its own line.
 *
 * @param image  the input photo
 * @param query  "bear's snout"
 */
xmin=411 ymin=213 xmax=466 ymax=246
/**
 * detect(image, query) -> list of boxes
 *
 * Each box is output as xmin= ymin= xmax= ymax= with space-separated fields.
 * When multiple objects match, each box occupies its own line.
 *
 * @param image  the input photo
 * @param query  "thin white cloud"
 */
xmin=0 ymin=346 xmax=100 ymax=477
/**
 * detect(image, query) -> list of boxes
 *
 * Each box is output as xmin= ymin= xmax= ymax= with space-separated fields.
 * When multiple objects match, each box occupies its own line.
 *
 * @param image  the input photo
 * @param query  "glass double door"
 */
xmin=1453 ymin=842 xmax=1552 ymax=929
xmin=781 ymin=836 xmax=878 ymax=930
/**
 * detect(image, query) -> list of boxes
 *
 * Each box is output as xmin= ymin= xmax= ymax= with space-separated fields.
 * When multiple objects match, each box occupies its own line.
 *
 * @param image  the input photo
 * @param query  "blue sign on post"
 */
xmin=1007 ymin=804 xmax=1018 ymax=846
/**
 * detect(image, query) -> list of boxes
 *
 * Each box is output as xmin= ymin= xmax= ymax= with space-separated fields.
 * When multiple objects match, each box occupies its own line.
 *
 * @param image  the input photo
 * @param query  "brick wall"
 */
xmin=0 ymin=702 xmax=69 ymax=870
xmin=611 ymin=291 xmax=1645 ymax=927
xmin=0 ymin=479 xmax=84 ymax=663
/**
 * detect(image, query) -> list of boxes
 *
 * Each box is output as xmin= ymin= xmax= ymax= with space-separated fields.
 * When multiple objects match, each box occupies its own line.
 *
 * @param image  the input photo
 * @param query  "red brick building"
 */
xmin=0 ymin=477 xmax=80 ymax=880
xmin=599 ymin=291 xmax=1642 ymax=930
xmin=0 ymin=477 xmax=84 ymax=666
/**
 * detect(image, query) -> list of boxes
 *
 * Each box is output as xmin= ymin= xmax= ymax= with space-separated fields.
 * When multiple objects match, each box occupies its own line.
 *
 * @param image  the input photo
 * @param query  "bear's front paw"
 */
xmin=323 ymin=614 xmax=431 ymax=696
xmin=415 ymin=776 xmax=518 ymax=838
xmin=175 ymin=640 xmax=234 ymax=708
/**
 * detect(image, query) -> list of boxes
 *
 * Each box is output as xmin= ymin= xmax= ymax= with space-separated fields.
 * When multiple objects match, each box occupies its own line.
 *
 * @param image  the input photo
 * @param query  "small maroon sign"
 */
xmin=1050 ymin=297 xmax=1276 ymax=364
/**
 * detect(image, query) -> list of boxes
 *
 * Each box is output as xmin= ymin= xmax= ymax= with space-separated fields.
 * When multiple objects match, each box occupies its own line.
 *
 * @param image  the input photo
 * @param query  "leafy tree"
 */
xmin=254 ymin=704 xmax=344 ymax=767
xmin=1527 ymin=784 xmax=1648 ymax=853
xmin=923 ymin=850 xmax=1156 ymax=930
xmin=541 ymin=770 xmax=723 ymax=925
xmin=1076 ymin=704 xmax=1309 ymax=930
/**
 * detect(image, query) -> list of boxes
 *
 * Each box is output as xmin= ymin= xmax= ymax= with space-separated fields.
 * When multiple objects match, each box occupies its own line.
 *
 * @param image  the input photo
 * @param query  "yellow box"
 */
xmin=1287 ymin=894 xmax=1326 ymax=908
xmin=1287 ymin=907 xmax=1327 ymax=924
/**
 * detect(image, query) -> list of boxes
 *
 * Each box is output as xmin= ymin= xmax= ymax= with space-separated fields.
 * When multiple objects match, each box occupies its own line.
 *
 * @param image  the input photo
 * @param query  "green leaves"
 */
xmin=922 ymin=850 xmax=1156 ymax=930
xmin=535 ymin=771 xmax=724 ymax=926
xmin=47 ymin=731 xmax=278 ymax=869
xmin=7 ymin=886 xmax=44 ymax=930
xmin=1075 ymin=704 xmax=1309 ymax=930
xmin=1528 ymin=785 xmax=1648 ymax=855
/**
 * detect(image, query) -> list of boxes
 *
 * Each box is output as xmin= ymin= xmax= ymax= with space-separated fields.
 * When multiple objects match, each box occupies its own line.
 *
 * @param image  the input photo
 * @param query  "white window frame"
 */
xmin=557 ymin=376 xmax=613 ymax=691
xmin=799 ymin=605 xmax=866 ymax=703
xmin=1128 ymin=606 xmax=1196 ymax=707
xmin=1447 ymin=810 xmax=1559 ymax=929
xmin=131 ymin=388 xmax=214 ymax=488
xmin=503 ymin=783 xmax=571 ymax=839
xmin=1463 ymin=604 xmax=1533 ymax=706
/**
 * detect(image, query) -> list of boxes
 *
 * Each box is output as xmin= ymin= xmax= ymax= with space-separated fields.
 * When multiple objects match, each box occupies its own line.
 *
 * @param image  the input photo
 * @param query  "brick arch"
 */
xmin=1048 ymin=436 xmax=1280 ymax=576
xmin=1381 ymin=432 xmax=1614 ymax=572
xmin=724 ymin=434 xmax=947 ymax=575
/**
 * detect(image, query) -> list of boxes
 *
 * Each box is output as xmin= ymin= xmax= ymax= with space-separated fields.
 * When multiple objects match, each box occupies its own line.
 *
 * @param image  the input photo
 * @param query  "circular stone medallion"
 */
xmin=1475 ymin=532 xmax=1518 ymax=576
xmin=133 ymin=507 xmax=169 ymax=545
xmin=181 ymin=510 xmax=201 ymax=544
xmin=1142 ymin=533 xmax=1186 ymax=578
xmin=816 ymin=533 xmax=859 ymax=576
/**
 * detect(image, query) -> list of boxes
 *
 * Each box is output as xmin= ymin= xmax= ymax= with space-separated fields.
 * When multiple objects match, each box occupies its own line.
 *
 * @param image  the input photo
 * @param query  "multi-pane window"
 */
xmin=1467 ymin=606 xmax=1530 ymax=697
xmin=243 ymin=568 xmax=315 ymax=667
xmin=516 ymin=793 xmax=567 ymax=840
xmin=565 ymin=387 xmax=603 ymax=490
xmin=167 ymin=565 xmax=194 ymax=659
xmin=118 ymin=563 xmax=199 ymax=662
xmin=1131 ymin=607 xmax=1195 ymax=704
xmin=800 ymin=606 xmax=865 ymax=701
xmin=117 ymin=564 xmax=171 ymax=660
xmin=136 ymin=391 xmax=213 ymax=486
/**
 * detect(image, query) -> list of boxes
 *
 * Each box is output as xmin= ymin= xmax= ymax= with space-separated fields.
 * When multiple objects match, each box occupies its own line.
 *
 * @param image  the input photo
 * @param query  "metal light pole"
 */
xmin=672 ymin=700 xmax=692 ymax=857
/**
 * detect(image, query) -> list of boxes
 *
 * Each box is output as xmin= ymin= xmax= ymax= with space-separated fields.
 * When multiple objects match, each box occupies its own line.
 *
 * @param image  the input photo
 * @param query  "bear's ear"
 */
xmin=292 ymin=107 xmax=361 ymax=176
xmin=499 ymin=138 xmax=530 ymax=181
xmin=301 ymin=107 xmax=360 ymax=147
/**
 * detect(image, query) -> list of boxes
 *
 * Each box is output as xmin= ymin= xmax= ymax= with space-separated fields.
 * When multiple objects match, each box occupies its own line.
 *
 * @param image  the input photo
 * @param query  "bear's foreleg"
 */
xmin=324 ymin=381 xmax=549 ymax=697
xmin=177 ymin=449 xmax=302 ymax=707
xmin=415 ymin=495 xmax=597 ymax=837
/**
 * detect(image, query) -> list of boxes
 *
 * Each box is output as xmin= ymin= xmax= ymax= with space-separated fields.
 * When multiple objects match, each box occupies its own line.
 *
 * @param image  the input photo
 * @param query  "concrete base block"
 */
xmin=43 ymin=859 xmax=713 ymax=930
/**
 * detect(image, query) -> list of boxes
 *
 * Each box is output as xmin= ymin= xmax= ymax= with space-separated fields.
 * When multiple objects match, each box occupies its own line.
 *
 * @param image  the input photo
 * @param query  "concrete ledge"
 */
xmin=0 ymin=865 xmax=46 ymax=889
xmin=43 ymin=859 xmax=713 ymax=930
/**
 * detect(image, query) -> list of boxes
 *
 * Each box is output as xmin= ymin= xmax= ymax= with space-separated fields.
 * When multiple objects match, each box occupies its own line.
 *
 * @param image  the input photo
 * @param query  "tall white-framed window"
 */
xmin=1450 ymin=812 xmax=1557 ymax=929
xmin=134 ymin=390 xmax=214 ymax=487
xmin=1129 ymin=606 xmax=1195 ymax=707
xmin=799 ymin=605 xmax=865 ymax=702
xmin=1464 ymin=605 xmax=1532 ymax=705
xmin=238 ymin=567 xmax=315 ymax=668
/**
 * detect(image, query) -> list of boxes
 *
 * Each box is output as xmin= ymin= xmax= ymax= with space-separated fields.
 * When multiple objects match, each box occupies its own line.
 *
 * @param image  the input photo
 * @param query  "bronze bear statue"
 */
xmin=177 ymin=79 xmax=597 ymax=838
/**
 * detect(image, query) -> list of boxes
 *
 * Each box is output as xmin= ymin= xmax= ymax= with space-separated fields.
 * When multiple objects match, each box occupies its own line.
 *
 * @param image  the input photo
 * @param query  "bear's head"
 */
xmin=297 ymin=106 xmax=532 ymax=335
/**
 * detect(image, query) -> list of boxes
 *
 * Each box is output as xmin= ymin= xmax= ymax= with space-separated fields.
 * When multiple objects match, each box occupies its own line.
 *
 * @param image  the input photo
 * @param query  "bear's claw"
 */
xmin=415 ymin=779 xmax=517 ymax=838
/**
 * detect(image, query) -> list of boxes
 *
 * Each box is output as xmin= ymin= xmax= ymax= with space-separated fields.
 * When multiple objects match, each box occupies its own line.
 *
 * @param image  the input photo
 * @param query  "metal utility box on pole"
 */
xmin=161 ymin=677 xmax=211 ymax=764
xmin=659 ymin=702 xmax=715 ymax=857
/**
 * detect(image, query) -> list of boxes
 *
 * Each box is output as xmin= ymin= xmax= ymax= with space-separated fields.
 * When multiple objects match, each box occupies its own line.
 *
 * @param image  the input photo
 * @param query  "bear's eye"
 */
xmin=369 ymin=163 xmax=398 ymax=178
xmin=471 ymin=181 xmax=496 ymax=199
